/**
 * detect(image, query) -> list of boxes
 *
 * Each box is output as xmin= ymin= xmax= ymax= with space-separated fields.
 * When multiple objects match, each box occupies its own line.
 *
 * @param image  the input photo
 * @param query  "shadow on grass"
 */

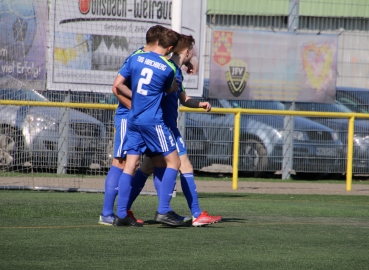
xmin=218 ymin=217 xmax=246 ymax=223
xmin=144 ymin=217 xmax=246 ymax=227
xmin=197 ymin=193 xmax=251 ymax=199
xmin=143 ymin=220 xmax=191 ymax=229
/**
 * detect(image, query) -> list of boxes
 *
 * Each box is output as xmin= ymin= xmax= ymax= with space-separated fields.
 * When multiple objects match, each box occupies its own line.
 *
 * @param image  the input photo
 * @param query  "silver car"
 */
xmin=0 ymin=89 xmax=108 ymax=172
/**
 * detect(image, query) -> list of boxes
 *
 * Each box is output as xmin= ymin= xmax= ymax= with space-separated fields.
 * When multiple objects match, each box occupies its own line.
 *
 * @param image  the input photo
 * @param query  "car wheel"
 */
xmin=0 ymin=125 xmax=23 ymax=171
xmin=239 ymin=139 xmax=268 ymax=176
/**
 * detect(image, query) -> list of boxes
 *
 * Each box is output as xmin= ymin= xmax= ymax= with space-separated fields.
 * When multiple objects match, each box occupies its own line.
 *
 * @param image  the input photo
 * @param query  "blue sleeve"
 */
xmin=118 ymin=55 xmax=132 ymax=79
xmin=117 ymin=54 xmax=132 ymax=75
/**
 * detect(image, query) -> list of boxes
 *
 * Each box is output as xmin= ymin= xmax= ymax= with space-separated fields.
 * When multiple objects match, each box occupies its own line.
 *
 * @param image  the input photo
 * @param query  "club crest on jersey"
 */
xmin=79 ymin=0 xmax=91 ymax=14
xmin=225 ymin=59 xmax=250 ymax=97
xmin=212 ymin=31 xmax=233 ymax=67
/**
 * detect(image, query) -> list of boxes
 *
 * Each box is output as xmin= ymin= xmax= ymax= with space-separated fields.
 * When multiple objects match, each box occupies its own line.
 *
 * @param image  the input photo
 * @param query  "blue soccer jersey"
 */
xmin=115 ymin=47 xmax=144 ymax=118
xmin=161 ymin=64 xmax=184 ymax=128
xmin=119 ymin=51 xmax=176 ymax=125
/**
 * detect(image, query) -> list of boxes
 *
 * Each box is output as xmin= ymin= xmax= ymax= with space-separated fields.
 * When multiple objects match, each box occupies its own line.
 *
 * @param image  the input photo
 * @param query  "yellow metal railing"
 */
xmin=0 ymin=100 xmax=118 ymax=110
xmin=180 ymin=107 xmax=369 ymax=192
xmin=1 ymin=99 xmax=366 ymax=191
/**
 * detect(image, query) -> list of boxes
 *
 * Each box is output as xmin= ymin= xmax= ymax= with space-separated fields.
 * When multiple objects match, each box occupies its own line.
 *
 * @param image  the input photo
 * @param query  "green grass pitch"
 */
xmin=1 ymin=191 xmax=369 ymax=269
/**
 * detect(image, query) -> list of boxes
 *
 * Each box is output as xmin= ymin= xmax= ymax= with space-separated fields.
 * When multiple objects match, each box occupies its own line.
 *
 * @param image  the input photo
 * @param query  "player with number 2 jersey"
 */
xmin=119 ymin=51 xmax=177 ymax=154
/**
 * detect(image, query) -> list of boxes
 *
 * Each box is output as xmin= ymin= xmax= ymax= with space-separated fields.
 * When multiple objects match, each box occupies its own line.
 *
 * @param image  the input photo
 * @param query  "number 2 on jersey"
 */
xmin=137 ymin=68 xmax=153 ymax=95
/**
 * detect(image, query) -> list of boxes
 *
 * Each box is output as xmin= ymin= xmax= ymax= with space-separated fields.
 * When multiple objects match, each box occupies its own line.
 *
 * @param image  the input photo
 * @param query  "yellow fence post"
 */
xmin=346 ymin=116 xmax=355 ymax=191
xmin=232 ymin=111 xmax=241 ymax=190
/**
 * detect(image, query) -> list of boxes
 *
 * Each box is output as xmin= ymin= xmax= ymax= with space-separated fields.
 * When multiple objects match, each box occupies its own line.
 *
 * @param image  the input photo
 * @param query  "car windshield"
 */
xmin=337 ymin=90 xmax=369 ymax=113
xmin=295 ymin=101 xmax=352 ymax=113
xmin=231 ymin=100 xmax=286 ymax=110
xmin=0 ymin=89 xmax=49 ymax=102
xmin=353 ymin=92 xmax=368 ymax=101
xmin=342 ymin=91 xmax=369 ymax=103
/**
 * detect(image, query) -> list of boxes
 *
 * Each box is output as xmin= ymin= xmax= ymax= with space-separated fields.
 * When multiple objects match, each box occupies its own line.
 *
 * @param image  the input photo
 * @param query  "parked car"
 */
xmin=292 ymin=100 xmax=369 ymax=173
xmin=39 ymin=90 xmax=116 ymax=136
xmin=185 ymin=98 xmax=344 ymax=174
xmin=336 ymin=86 xmax=369 ymax=114
xmin=0 ymin=89 xmax=109 ymax=172
xmin=41 ymin=90 xmax=209 ymax=169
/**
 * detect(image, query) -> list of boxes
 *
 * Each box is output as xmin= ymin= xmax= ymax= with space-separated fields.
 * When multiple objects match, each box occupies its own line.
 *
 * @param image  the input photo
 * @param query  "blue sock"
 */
xmin=116 ymin=172 xmax=133 ymax=218
xmin=101 ymin=166 xmax=122 ymax=216
xmin=180 ymin=173 xmax=202 ymax=218
xmin=153 ymin=167 xmax=166 ymax=201
xmin=127 ymin=168 xmax=149 ymax=210
xmin=157 ymin=168 xmax=178 ymax=214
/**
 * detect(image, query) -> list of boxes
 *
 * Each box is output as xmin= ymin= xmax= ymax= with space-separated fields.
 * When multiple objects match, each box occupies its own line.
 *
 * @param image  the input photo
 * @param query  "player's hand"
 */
xmin=185 ymin=62 xmax=194 ymax=74
xmin=199 ymin=101 xmax=211 ymax=112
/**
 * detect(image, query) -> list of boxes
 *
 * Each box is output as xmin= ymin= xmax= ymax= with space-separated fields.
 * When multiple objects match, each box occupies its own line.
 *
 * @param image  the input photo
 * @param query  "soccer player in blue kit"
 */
xmin=98 ymin=25 xmax=173 ymax=226
xmin=127 ymin=34 xmax=223 ymax=226
xmin=112 ymin=28 xmax=185 ymax=227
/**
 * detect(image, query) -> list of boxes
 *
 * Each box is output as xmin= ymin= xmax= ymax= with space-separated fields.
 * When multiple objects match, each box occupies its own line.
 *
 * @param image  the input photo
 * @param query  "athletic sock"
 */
xmin=101 ymin=166 xmax=122 ymax=216
xmin=153 ymin=167 xmax=166 ymax=201
xmin=116 ymin=172 xmax=133 ymax=218
xmin=127 ymin=168 xmax=149 ymax=210
xmin=180 ymin=173 xmax=201 ymax=218
xmin=157 ymin=168 xmax=178 ymax=214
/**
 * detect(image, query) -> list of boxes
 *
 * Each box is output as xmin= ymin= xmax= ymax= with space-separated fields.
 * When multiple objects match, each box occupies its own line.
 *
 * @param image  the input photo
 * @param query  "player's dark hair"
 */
xmin=172 ymin=34 xmax=195 ymax=54
xmin=158 ymin=29 xmax=181 ymax=49
xmin=146 ymin=25 xmax=166 ymax=44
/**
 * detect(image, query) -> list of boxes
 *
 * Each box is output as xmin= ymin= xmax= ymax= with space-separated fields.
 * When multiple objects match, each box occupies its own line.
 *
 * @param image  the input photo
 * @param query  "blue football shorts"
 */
xmin=168 ymin=126 xmax=187 ymax=157
xmin=113 ymin=116 xmax=127 ymax=159
xmin=123 ymin=122 xmax=177 ymax=157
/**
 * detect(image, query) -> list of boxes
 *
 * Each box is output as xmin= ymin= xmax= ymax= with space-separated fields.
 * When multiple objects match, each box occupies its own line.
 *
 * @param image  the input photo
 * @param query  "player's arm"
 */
xmin=112 ymin=74 xmax=132 ymax=109
xmin=179 ymin=91 xmax=211 ymax=112
xmin=164 ymin=68 xmax=180 ymax=94
xmin=184 ymin=61 xmax=194 ymax=74
xmin=165 ymin=78 xmax=179 ymax=94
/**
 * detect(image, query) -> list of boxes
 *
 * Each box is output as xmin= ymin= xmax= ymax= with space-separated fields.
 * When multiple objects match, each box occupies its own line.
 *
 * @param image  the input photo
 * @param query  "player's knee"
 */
xmin=179 ymin=155 xmax=193 ymax=173
xmin=180 ymin=162 xmax=193 ymax=174
xmin=124 ymin=156 xmax=141 ymax=175
xmin=140 ymin=158 xmax=154 ymax=175
xmin=166 ymin=155 xmax=181 ymax=170
xmin=133 ymin=159 xmax=141 ymax=174
xmin=150 ymin=155 xmax=166 ymax=168
xmin=125 ymin=163 xmax=137 ymax=175
xmin=112 ymin=158 xmax=125 ymax=169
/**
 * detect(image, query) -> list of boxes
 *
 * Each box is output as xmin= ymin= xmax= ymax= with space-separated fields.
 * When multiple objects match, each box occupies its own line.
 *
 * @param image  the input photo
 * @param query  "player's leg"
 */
xmin=125 ymin=156 xmax=144 ymax=223
xmin=114 ymin=126 xmax=145 ymax=227
xmin=153 ymin=127 xmax=181 ymax=217
xmin=127 ymin=154 xmax=154 ymax=210
xmin=179 ymin=154 xmax=222 ymax=226
xmin=141 ymin=124 xmax=185 ymax=226
xmin=149 ymin=154 xmax=166 ymax=201
xmin=128 ymin=152 xmax=188 ymax=221
xmin=178 ymin=154 xmax=200 ymax=216
xmin=173 ymin=128 xmax=222 ymax=226
xmin=98 ymin=158 xmax=125 ymax=225
xmin=129 ymin=152 xmax=172 ymax=205
xmin=99 ymin=117 xmax=127 ymax=225
xmin=149 ymin=154 xmax=190 ymax=223
xmin=114 ymin=153 xmax=143 ymax=227
xmin=154 ymin=150 xmax=181 ymax=215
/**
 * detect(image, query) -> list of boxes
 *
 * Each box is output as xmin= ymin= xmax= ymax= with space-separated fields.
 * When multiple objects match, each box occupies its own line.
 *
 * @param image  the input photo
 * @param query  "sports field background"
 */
xmin=1 ymin=180 xmax=369 ymax=270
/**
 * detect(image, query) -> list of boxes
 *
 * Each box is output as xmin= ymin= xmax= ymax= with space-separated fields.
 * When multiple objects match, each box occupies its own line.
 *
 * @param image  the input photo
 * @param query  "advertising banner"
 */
xmin=209 ymin=29 xmax=338 ymax=103
xmin=47 ymin=0 xmax=205 ymax=96
xmin=0 ymin=0 xmax=47 ymax=90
